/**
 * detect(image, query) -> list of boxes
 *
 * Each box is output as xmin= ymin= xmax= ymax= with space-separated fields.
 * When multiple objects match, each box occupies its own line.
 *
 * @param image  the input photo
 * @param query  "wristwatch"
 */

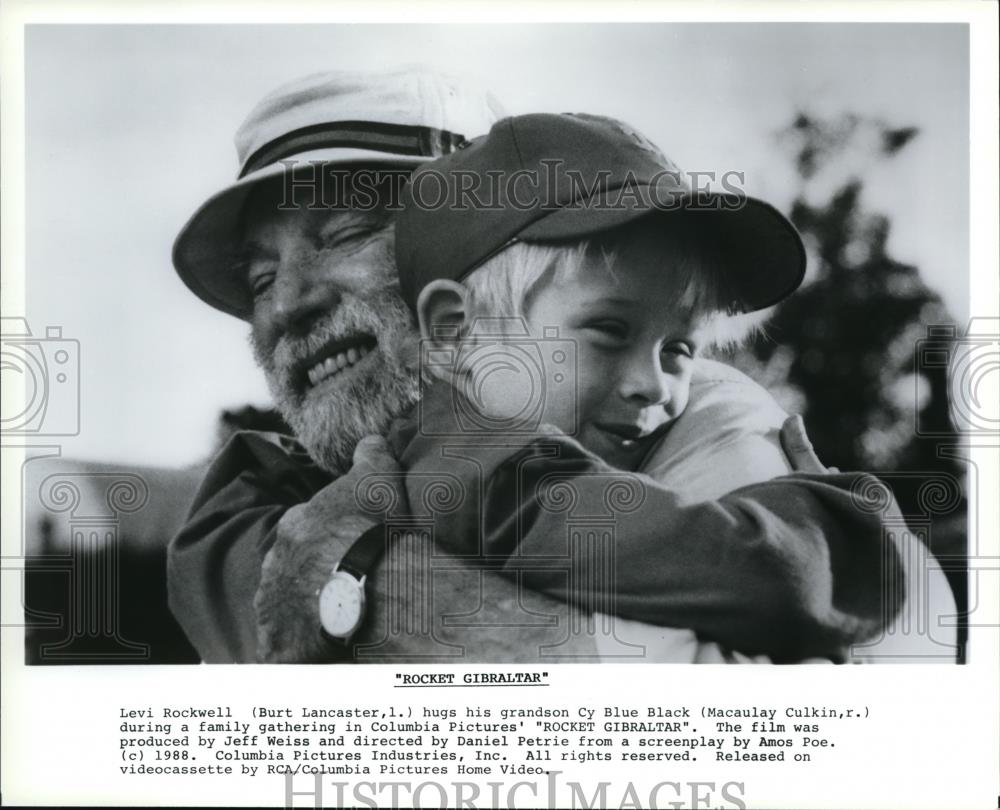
xmin=317 ymin=523 xmax=387 ymax=643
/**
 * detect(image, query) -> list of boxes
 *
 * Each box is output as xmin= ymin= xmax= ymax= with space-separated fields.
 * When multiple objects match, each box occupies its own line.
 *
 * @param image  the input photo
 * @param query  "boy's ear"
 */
xmin=415 ymin=279 xmax=471 ymax=342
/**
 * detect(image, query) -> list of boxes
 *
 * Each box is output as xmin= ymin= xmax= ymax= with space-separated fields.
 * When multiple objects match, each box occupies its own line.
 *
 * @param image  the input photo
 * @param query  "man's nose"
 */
xmin=269 ymin=259 xmax=341 ymax=334
xmin=617 ymin=351 xmax=672 ymax=408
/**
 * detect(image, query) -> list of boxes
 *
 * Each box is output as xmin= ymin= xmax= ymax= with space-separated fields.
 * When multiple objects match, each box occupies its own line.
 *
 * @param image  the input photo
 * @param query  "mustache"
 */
xmin=272 ymin=301 xmax=383 ymax=368
xmin=256 ymin=285 xmax=412 ymax=395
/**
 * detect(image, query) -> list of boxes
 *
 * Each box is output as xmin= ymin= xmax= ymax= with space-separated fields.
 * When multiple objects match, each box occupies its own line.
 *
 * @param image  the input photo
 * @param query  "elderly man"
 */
xmin=168 ymin=68 xmax=954 ymax=664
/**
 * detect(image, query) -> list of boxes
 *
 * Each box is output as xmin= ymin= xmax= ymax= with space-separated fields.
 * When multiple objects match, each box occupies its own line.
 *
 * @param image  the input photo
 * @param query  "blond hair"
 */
xmin=460 ymin=217 xmax=765 ymax=350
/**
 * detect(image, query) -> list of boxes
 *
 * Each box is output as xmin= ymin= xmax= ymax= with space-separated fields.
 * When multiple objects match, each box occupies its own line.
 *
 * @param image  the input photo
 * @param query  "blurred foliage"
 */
xmin=725 ymin=111 xmax=966 ymax=641
xmin=729 ymin=111 xmax=963 ymax=475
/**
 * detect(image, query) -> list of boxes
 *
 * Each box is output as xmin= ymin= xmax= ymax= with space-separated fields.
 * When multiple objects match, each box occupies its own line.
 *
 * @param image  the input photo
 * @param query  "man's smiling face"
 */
xmin=241 ymin=177 xmax=420 ymax=473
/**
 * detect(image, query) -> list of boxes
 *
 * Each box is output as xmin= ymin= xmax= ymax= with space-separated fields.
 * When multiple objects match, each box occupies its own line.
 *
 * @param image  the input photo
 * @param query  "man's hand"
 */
xmin=254 ymin=436 xmax=406 ymax=663
xmin=255 ymin=429 xmax=602 ymax=664
xmin=781 ymin=414 xmax=837 ymax=473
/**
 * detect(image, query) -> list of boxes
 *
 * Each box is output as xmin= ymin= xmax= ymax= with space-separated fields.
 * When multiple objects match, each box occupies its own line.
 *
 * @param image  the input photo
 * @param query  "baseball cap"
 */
xmin=395 ymin=112 xmax=806 ymax=313
xmin=173 ymin=66 xmax=506 ymax=319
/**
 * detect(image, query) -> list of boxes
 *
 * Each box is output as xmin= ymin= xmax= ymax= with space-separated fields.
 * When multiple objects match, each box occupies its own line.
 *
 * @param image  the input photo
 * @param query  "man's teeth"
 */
xmin=306 ymin=345 xmax=371 ymax=386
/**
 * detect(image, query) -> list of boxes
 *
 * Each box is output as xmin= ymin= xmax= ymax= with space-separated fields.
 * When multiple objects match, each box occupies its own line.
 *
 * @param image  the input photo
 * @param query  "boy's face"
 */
xmin=523 ymin=233 xmax=706 ymax=470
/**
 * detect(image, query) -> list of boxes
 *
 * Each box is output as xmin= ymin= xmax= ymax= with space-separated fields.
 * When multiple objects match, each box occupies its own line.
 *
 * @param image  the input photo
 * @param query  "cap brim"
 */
xmin=172 ymin=148 xmax=427 ymax=320
xmin=518 ymin=191 xmax=806 ymax=312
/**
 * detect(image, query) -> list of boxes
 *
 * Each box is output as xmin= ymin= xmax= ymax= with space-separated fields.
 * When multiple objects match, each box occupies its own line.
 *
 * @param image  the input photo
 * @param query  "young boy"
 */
xmin=379 ymin=112 xmax=899 ymax=662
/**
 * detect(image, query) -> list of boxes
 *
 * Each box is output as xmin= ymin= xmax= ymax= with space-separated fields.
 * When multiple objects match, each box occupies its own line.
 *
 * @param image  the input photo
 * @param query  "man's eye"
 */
xmin=249 ymin=271 xmax=275 ymax=297
xmin=320 ymin=227 xmax=371 ymax=250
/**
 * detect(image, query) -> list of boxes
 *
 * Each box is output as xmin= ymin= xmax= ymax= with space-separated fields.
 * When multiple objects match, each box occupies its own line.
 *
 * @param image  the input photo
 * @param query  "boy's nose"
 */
xmin=617 ymin=352 xmax=672 ymax=408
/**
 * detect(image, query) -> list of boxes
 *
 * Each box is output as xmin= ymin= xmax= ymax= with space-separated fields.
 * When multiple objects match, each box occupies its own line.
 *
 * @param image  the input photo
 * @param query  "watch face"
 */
xmin=318 ymin=571 xmax=365 ymax=639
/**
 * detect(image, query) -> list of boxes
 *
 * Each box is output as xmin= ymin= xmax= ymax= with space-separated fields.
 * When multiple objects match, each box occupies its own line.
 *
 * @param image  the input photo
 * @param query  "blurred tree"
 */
xmin=725 ymin=112 xmax=967 ymax=649
xmin=729 ymin=111 xmax=963 ymax=471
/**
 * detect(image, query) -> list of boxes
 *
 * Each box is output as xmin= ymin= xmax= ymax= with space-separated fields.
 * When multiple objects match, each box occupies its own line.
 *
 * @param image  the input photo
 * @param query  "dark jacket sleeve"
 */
xmin=491 ymin=451 xmax=902 ymax=661
xmin=396 ymin=384 xmax=904 ymax=661
xmin=167 ymin=431 xmax=331 ymax=662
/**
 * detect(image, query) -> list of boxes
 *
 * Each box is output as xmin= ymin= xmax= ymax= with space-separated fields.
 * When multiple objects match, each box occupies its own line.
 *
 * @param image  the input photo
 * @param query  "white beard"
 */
xmin=252 ymin=282 xmax=420 ymax=474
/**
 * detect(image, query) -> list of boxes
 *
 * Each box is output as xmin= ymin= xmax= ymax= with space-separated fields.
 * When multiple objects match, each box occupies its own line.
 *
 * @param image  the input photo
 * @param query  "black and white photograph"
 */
xmin=2 ymin=3 xmax=998 ymax=808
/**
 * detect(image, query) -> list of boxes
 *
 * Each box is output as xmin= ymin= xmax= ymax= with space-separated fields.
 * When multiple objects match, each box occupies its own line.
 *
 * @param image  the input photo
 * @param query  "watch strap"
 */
xmin=337 ymin=522 xmax=388 ymax=581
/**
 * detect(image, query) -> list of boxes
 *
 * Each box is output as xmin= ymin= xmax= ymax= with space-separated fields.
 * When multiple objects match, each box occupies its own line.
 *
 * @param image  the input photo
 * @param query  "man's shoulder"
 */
xmin=688 ymin=358 xmax=787 ymax=421
xmin=214 ymin=429 xmax=314 ymax=470
xmin=192 ymin=430 xmax=332 ymax=508
xmin=691 ymin=357 xmax=770 ymax=391
xmin=641 ymin=359 xmax=792 ymax=498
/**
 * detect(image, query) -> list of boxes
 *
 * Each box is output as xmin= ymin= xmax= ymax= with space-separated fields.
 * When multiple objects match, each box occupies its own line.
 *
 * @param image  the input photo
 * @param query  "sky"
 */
xmin=22 ymin=23 xmax=971 ymax=467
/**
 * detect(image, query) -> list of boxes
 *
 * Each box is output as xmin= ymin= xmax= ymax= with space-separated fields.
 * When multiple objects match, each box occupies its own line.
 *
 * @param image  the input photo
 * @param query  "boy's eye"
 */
xmin=662 ymin=341 xmax=695 ymax=359
xmin=583 ymin=320 xmax=629 ymax=341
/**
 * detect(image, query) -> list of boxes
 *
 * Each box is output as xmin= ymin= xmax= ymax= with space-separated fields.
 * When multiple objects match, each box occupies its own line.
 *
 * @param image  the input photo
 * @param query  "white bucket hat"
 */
xmin=173 ymin=66 xmax=505 ymax=319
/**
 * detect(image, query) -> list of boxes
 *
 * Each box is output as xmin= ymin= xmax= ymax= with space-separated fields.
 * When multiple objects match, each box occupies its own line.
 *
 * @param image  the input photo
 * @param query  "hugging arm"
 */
xmin=399 ymin=416 xmax=902 ymax=662
xmin=489 ymin=447 xmax=903 ymax=661
xmin=169 ymin=413 xmax=900 ymax=663
xmin=398 ymin=384 xmax=904 ymax=661
xmin=254 ymin=437 xmax=600 ymax=663
xmin=169 ymin=432 xmax=598 ymax=663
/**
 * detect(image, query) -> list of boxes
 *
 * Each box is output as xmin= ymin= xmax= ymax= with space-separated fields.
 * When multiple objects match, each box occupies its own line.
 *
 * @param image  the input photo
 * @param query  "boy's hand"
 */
xmin=254 ymin=435 xmax=407 ymax=663
xmin=781 ymin=414 xmax=838 ymax=474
